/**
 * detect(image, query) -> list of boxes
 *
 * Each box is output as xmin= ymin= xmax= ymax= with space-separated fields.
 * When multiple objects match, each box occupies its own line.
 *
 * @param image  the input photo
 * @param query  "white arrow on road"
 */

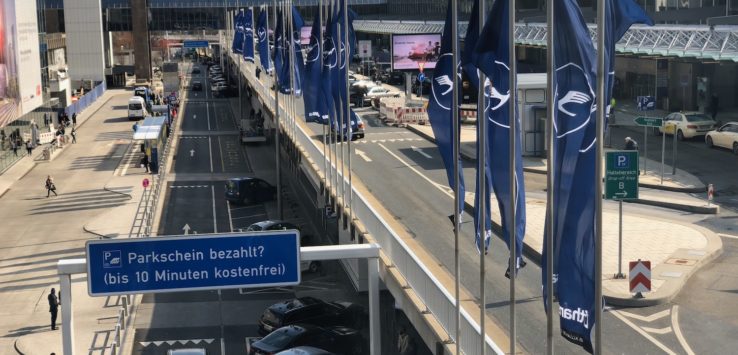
xmin=182 ymin=224 xmax=191 ymax=235
xmin=355 ymin=148 xmax=372 ymax=162
xmin=190 ymin=149 xmax=195 ymax=157
xmin=411 ymin=146 xmax=432 ymax=159
xmin=193 ymin=114 xmax=197 ymax=119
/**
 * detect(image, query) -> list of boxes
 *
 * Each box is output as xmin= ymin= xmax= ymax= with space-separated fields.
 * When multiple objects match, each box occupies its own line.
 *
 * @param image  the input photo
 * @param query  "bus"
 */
xmin=128 ymin=96 xmax=147 ymax=120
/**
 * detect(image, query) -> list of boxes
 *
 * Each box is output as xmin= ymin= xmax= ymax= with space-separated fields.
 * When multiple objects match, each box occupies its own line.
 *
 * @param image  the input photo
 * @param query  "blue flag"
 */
xmin=256 ymin=7 xmax=271 ymax=72
xmin=461 ymin=0 xmax=481 ymax=90
xmin=303 ymin=19 xmax=322 ymax=122
xmin=243 ymin=8 xmax=255 ymax=62
xmin=542 ymin=0 xmax=598 ymax=351
xmin=604 ymin=0 xmax=653 ymax=124
xmin=328 ymin=0 xmax=357 ymax=136
xmin=274 ymin=8 xmax=292 ymax=94
xmin=231 ymin=9 xmax=244 ymax=54
xmin=473 ymin=0 xmax=526 ymax=261
xmin=321 ymin=10 xmax=336 ymax=127
xmin=427 ymin=0 xmax=466 ymax=217
xmin=290 ymin=6 xmax=306 ymax=96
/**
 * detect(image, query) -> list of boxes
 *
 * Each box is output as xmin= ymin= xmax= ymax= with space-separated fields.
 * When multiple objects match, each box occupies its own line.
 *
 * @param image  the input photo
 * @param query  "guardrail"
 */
xmin=232 ymin=53 xmax=503 ymax=355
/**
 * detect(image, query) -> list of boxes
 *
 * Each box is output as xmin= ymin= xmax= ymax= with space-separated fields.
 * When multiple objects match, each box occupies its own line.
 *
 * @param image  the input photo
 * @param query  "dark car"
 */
xmin=192 ymin=67 xmax=201 ymax=74
xmin=214 ymin=85 xmax=238 ymax=98
xmin=224 ymin=177 xmax=276 ymax=205
xmin=349 ymin=86 xmax=368 ymax=107
xmin=246 ymin=220 xmax=300 ymax=233
xmin=275 ymin=346 xmax=336 ymax=355
xmin=412 ymin=76 xmax=432 ymax=96
xmin=258 ymin=297 xmax=365 ymax=335
xmin=248 ymin=324 xmax=364 ymax=355
xmin=191 ymin=81 xmax=203 ymax=91
xmin=330 ymin=115 xmax=365 ymax=141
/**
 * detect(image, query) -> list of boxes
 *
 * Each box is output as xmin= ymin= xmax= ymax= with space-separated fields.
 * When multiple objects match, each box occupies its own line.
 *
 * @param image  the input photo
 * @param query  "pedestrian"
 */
xmin=710 ymin=93 xmax=719 ymax=121
xmin=48 ymin=288 xmax=59 ymax=330
xmin=71 ymin=128 xmax=77 ymax=143
xmin=26 ymin=140 xmax=33 ymax=155
xmin=71 ymin=112 xmax=77 ymax=126
xmin=140 ymin=154 xmax=150 ymax=173
xmin=43 ymin=113 xmax=49 ymax=126
xmin=45 ymin=175 xmax=57 ymax=197
xmin=11 ymin=140 xmax=18 ymax=156
xmin=624 ymin=136 xmax=638 ymax=151
xmin=397 ymin=327 xmax=415 ymax=355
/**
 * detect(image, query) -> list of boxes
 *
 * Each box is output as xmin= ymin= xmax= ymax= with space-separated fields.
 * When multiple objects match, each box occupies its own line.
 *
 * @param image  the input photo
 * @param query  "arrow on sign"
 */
xmin=190 ymin=149 xmax=195 ymax=157
xmin=182 ymin=224 xmax=191 ymax=235
xmin=615 ymin=191 xmax=628 ymax=198
xmin=411 ymin=146 xmax=432 ymax=159
xmin=629 ymin=260 xmax=651 ymax=294
xmin=633 ymin=116 xmax=663 ymax=127
xmin=354 ymin=149 xmax=372 ymax=162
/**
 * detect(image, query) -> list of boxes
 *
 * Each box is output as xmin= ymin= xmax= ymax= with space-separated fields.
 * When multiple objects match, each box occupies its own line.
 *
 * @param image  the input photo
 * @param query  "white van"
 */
xmin=128 ymin=96 xmax=147 ymax=120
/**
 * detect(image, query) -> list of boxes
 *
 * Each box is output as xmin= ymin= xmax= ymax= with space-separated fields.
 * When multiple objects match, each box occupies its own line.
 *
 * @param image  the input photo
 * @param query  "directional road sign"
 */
xmin=418 ymin=73 xmax=425 ymax=82
xmin=605 ymin=151 xmax=639 ymax=200
xmin=86 ymin=232 xmax=300 ymax=296
xmin=629 ymin=260 xmax=651 ymax=294
xmin=634 ymin=116 xmax=663 ymax=127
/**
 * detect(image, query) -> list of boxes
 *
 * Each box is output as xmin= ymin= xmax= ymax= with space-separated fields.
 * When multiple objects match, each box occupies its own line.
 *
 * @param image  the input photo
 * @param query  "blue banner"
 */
xmin=257 ymin=6 xmax=271 ymax=72
xmin=321 ymin=9 xmax=336 ymax=127
xmin=290 ymin=6 xmax=306 ymax=96
xmin=243 ymin=7 xmax=255 ymax=62
xmin=427 ymin=0 xmax=466 ymax=216
xmin=232 ymin=9 xmax=244 ymax=54
xmin=461 ymin=0 xmax=480 ymax=90
xmin=303 ymin=18 xmax=323 ymax=123
xmin=274 ymin=8 xmax=291 ymax=94
xmin=542 ymin=0 xmax=598 ymax=351
xmin=473 ymin=0 xmax=526 ymax=262
xmin=329 ymin=0 xmax=357 ymax=136
xmin=605 ymin=0 xmax=653 ymax=124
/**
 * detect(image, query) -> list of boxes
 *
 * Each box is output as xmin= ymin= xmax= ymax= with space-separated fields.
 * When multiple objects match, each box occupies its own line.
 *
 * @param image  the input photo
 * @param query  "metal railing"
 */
xmin=232 ymin=51 xmax=504 ymax=355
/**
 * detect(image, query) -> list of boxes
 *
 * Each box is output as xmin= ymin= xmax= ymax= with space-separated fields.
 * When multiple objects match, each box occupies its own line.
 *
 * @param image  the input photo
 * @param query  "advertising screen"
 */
xmin=0 ymin=0 xmax=43 ymax=128
xmin=391 ymin=33 xmax=441 ymax=71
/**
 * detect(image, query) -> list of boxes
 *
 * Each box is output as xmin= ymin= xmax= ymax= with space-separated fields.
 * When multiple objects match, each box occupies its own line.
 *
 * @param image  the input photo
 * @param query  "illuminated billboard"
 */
xmin=391 ymin=33 xmax=441 ymax=71
xmin=0 ymin=0 xmax=43 ymax=128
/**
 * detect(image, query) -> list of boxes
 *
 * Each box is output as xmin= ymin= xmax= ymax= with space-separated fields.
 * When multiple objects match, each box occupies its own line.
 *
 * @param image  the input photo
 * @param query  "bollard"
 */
xmin=122 ymin=296 xmax=128 ymax=317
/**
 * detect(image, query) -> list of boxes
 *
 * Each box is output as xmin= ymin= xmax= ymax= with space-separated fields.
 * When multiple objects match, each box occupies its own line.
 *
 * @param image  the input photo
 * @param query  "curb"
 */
xmin=639 ymin=182 xmax=707 ymax=193
xmin=13 ymin=338 xmax=24 ymax=355
xmin=625 ymin=198 xmax=719 ymax=214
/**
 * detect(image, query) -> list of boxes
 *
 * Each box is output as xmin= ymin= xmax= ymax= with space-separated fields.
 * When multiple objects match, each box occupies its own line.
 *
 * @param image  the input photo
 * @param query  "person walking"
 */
xmin=710 ymin=93 xmax=719 ymax=121
xmin=25 ymin=140 xmax=33 ymax=156
xmin=624 ymin=136 xmax=639 ymax=151
xmin=71 ymin=128 xmax=77 ymax=143
xmin=71 ymin=112 xmax=77 ymax=126
xmin=140 ymin=154 xmax=150 ymax=173
xmin=48 ymin=288 xmax=59 ymax=330
xmin=45 ymin=175 xmax=57 ymax=197
xmin=11 ymin=139 xmax=17 ymax=156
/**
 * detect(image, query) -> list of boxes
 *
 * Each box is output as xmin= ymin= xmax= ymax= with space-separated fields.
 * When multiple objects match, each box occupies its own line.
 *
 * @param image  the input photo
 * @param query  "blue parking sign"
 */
xmin=637 ymin=96 xmax=655 ymax=111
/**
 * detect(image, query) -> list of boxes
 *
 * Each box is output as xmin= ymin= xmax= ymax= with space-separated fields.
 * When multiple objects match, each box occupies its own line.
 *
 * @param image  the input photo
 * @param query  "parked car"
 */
xmin=247 ymin=324 xmax=364 ymax=355
xmin=705 ymin=121 xmax=738 ymax=155
xmin=214 ymin=85 xmax=238 ymax=98
xmin=275 ymin=346 xmax=335 ymax=355
xmin=330 ymin=114 xmax=365 ymax=141
xmin=258 ymin=297 xmax=365 ymax=335
xmin=350 ymin=79 xmax=377 ymax=91
xmin=211 ymin=82 xmax=228 ymax=92
xmin=364 ymin=86 xmax=401 ymax=103
xmin=224 ymin=177 xmax=276 ymax=205
xmin=191 ymin=81 xmax=203 ymax=91
xmin=246 ymin=220 xmax=314 ymax=246
xmin=656 ymin=112 xmax=717 ymax=140
xmin=168 ymin=349 xmax=206 ymax=355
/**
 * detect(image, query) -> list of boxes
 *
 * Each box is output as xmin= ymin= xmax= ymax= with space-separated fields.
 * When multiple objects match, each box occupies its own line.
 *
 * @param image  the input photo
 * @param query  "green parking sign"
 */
xmin=605 ymin=151 xmax=639 ymax=200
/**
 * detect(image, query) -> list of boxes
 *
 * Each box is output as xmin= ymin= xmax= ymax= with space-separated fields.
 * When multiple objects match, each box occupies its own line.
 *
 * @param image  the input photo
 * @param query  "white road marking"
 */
xmin=617 ymin=308 xmax=671 ymax=322
xmin=218 ymin=136 xmax=225 ymax=171
xmin=354 ymin=148 xmax=372 ymax=162
xmin=209 ymin=137 xmax=214 ymax=173
xmin=226 ymin=200 xmax=234 ymax=233
xmin=610 ymin=309 xmax=677 ymax=355
xmin=190 ymin=149 xmax=195 ymax=157
xmin=672 ymin=305 xmax=696 ymax=355
xmin=377 ymin=143 xmax=453 ymax=198
xmin=182 ymin=224 xmax=191 ymax=235
xmin=211 ymin=185 xmax=217 ymax=233
xmin=641 ymin=326 xmax=673 ymax=334
xmin=117 ymin=143 xmax=138 ymax=176
xmin=411 ymin=145 xmax=433 ymax=158
xmin=230 ymin=213 xmax=268 ymax=220
xmin=193 ymin=114 xmax=197 ymax=119
xmin=719 ymin=233 xmax=738 ymax=240
xmin=206 ymin=101 xmax=212 ymax=130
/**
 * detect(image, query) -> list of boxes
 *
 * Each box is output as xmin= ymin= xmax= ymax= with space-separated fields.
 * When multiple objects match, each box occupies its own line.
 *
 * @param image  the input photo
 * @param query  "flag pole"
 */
xmin=273 ymin=0 xmax=282 ymax=220
xmin=319 ymin=0 xmax=329 ymax=206
xmin=337 ymin=1 xmax=346 ymax=230
xmin=450 ymin=0 xmax=461 ymax=352
xmin=288 ymin=0 xmax=296 ymax=161
xmin=595 ymin=0 xmax=606 ymax=353
xmin=508 ymin=0 xmax=518 ymax=352
xmin=545 ymin=0 xmax=555 ymax=351
xmin=331 ymin=0 xmax=339 ymax=217
xmin=476 ymin=0 xmax=487 ymax=352
xmin=343 ymin=0 xmax=353 ymax=239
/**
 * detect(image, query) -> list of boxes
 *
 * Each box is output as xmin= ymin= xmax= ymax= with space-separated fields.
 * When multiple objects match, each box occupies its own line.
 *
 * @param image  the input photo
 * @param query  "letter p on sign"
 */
xmin=617 ymin=154 xmax=629 ymax=168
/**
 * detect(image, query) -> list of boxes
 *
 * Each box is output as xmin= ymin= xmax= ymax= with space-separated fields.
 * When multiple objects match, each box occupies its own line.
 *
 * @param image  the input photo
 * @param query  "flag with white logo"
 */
xmin=289 ymin=6 xmax=306 ymax=96
xmin=243 ymin=7 xmax=255 ymax=62
xmin=231 ymin=9 xmax=244 ymax=54
xmin=541 ymin=0 xmax=598 ymax=351
xmin=303 ymin=18 xmax=323 ymax=122
xmin=605 ymin=0 xmax=653 ymax=124
xmin=427 ymin=0 xmax=466 ymax=218
xmin=273 ymin=8 xmax=290 ymax=93
xmin=473 ymin=0 xmax=526 ymax=261
xmin=256 ymin=6 xmax=271 ymax=72
xmin=321 ymin=9 xmax=336 ymax=127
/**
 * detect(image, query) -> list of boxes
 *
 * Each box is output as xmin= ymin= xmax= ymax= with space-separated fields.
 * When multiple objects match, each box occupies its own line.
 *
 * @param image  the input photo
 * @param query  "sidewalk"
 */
xmin=0 ymin=89 xmax=151 ymax=355
xmin=405 ymin=123 xmax=723 ymax=306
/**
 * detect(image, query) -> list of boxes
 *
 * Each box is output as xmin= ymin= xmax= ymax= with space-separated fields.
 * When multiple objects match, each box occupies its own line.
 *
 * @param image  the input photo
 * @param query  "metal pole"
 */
xmin=643 ymin=126 xmax=647 ymax=175
xmin=508 ymin=0 xmax=518 ymax=352
xmin=239 ymin=55 xmax=243 ymax=120
xmin=595 ymin=0 xmax=606 ymax=352
xmin=616 ymin=200 xmax=625 ymax=278
xmin=661 ymin=124 xmax=665 ymax=184
xmin=319 ymin=0 xmax=329 ymax=203
xmin=545 ymin=0 xmax=555 ymax=350
xmin=343 ymin=0 xmax=353 ymax=237
xmin=273 ymin=0 xmax=282 ymax=219
xmin=477 ymin=0 xmax=487 ymax=353
xmin=60 ymin=274 xmax=74 ymax=355
xmin=337 ymin=3 xmax=346 ymax=228
xmin=368 ymin=257 xmax=381 ymax=355
xmin=450 ymin=0 xmax=461 ymax=352
xmin=331 ymin=0 xmax=339 ymax=215
xmin=672 ymin=129 xmax=677 ymax=175
xmin=288 ymin=0 xmax=296 ymax=160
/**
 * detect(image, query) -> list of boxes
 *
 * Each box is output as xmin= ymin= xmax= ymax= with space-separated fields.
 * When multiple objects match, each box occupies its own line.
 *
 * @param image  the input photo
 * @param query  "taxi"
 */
xmin=658 ymin=111 xmax=717 ymax=140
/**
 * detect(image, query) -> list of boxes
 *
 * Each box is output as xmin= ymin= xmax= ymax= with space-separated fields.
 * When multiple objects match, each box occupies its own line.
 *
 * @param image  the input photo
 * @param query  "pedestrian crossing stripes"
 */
xmin=169 ymin=185 xmax=210 ymax=188
xmin=139 ymin=338 xmax=215 ymax=347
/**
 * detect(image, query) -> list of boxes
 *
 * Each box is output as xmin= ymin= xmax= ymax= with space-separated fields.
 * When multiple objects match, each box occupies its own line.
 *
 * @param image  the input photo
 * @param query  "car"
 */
xmin=412 ymin=76 xmax=432 ymax=96
xmin=364 ymin=86 xmax=401 ymax=103
xmin=657 ymin=112 xmax=717 ymax=140
xmin=246 ymin=220 xmax=314 ymax=246
xmin=192 ymin=67 xmax=201 ymax=74
xmin=350 ymin=79 xmax=377 ymax=91
xmin=168 ymin=349 xmax=206 ymax=355
xmin=275 ymin=346 xmax=336 ymax=355
xmin=211 ymin=82 xmax=228 ymax=91
xmin=224 ymin=177 xmax=276 ymax=205
xmin=214 ymin=85 xmax=238 ymax=98
xmin=191 ymin=81 xmax=203 ymax=91
xmin=247 ymin=324 xmax=364 ymax=355
xmin=258 ymin=297 xmax=365 ymax=336
xmin=330 ymin=114 xmax=365 ymax=141
xmin=705 ymin=121 xmax=738 ymax=155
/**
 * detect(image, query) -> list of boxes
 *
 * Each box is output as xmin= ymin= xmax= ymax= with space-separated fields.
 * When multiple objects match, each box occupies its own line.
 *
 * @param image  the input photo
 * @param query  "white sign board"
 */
xmin=358 ymin=40 xmax=372 ymax=59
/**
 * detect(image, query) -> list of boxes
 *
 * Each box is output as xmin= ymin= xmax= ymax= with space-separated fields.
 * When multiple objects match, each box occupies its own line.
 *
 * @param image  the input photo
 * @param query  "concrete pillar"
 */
xmin=131 ymin=0 xmax=152 ymax=81
xmin=63 ymin=0 xmax=106 ymax=83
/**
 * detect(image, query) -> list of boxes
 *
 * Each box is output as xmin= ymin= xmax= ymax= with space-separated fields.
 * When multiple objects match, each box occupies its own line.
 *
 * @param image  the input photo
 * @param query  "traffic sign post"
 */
xmin=86 ymin=232 xmax=301 ymax=296
xmin=142 ymin=178 xmax=150 ymax=189
xmin=708 ymin=183 xmax=714 ymax=206
xmin=606 ymin=151 xmax=639 ymax=278
xmin=634 ymin=116 xmax=663 ymax=176
xmin=629 ymin=260 xmax=651 ymax=298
